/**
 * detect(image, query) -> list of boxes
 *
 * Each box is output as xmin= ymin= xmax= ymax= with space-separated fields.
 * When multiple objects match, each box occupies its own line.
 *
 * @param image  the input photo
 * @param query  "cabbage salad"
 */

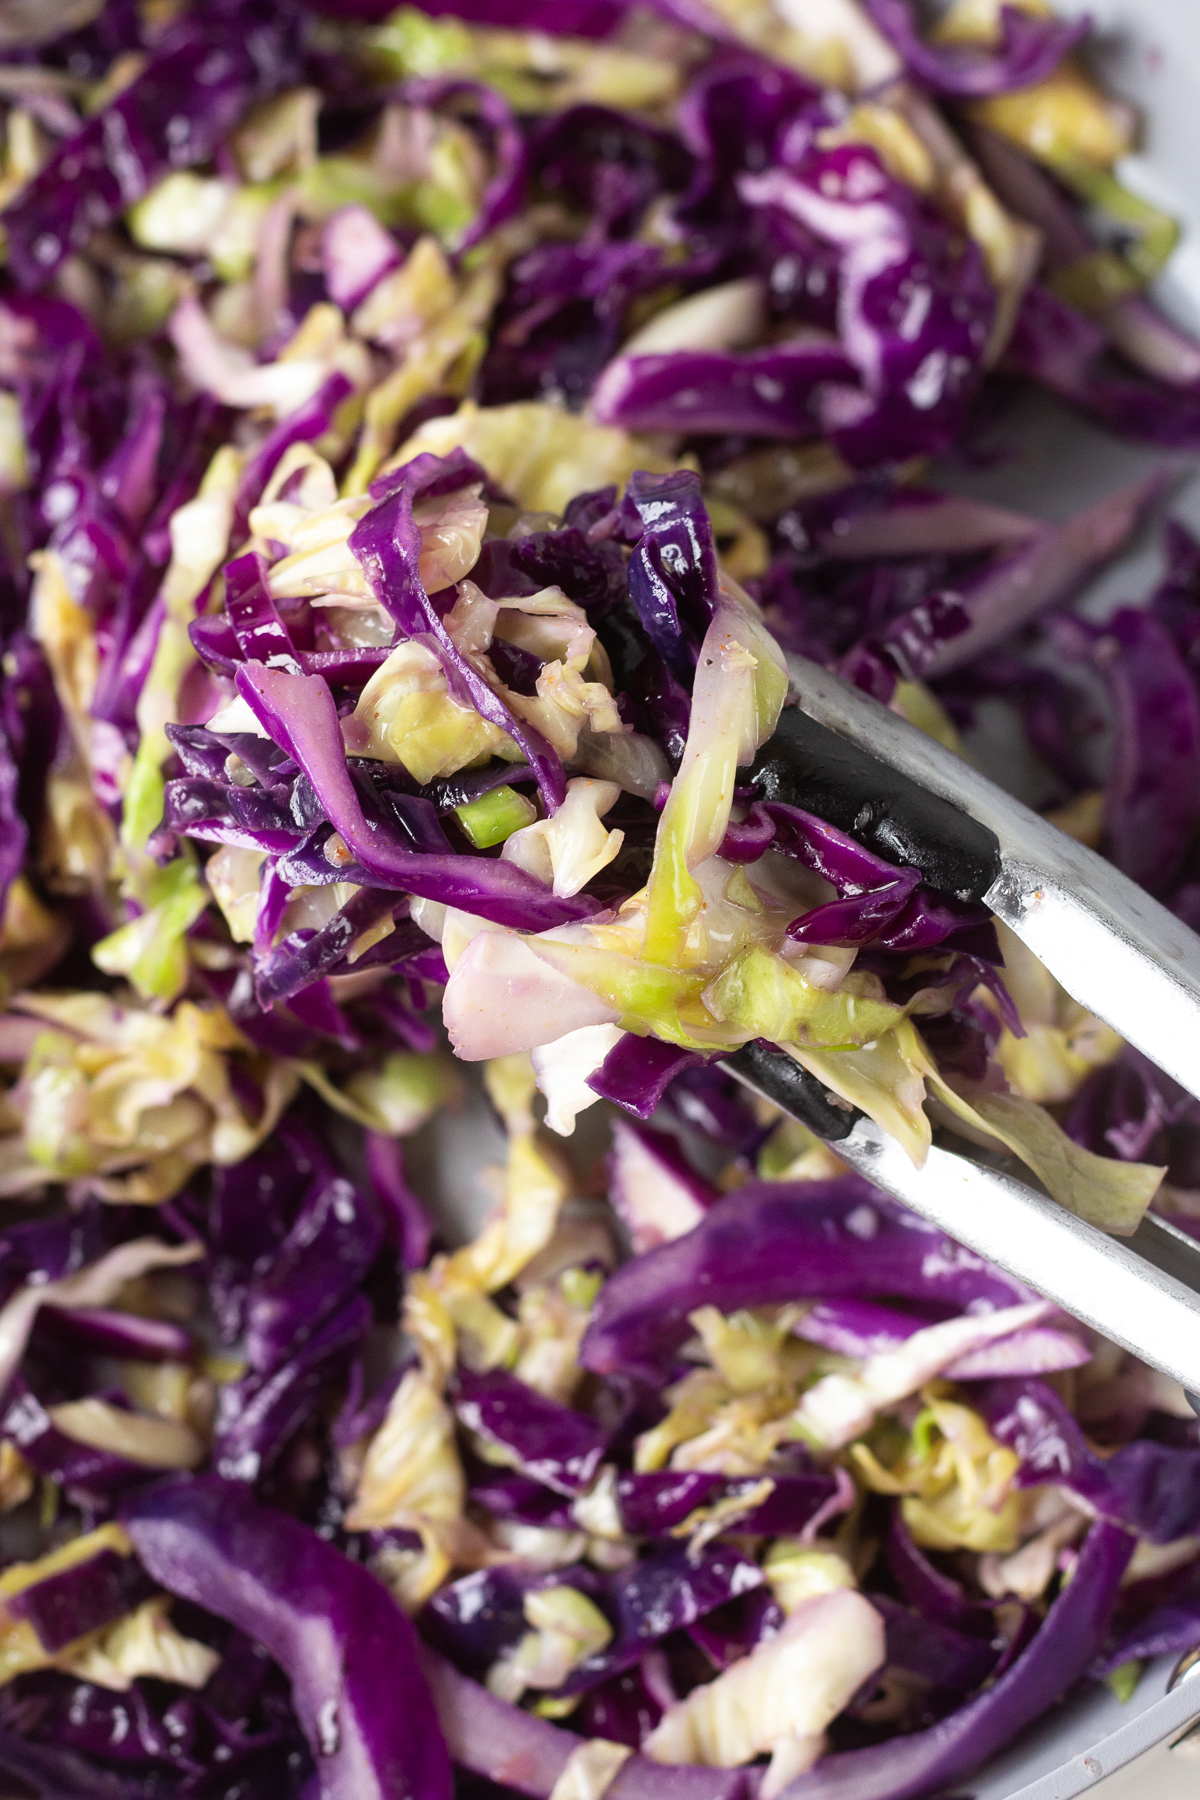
xmin=1 ymin=0 xmax=1200 ymax=1797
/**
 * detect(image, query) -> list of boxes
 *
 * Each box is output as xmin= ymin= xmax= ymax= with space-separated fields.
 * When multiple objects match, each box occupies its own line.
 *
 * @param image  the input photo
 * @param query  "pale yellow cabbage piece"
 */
xmin=0 ymin=1527 xmax=212 ymax=1689
xmin=643 ymin=1588 xmax=885 ymax=1794
xmin=547 ymin=1742 xmax=632 ymax=1800
xmin=852 ymin=1396 xmax=1025 ymax=1553
xmin=981 ymin=922 xmax=1121 ymax=1104
xmin=13 ymin=994 xmax=297 ymax=1201
xmin=935 ymin=1084 xmax=1163 ymax=1236
xmin=764 ymin=1542 xmax=857 ymax=1615
xmin=488 ymin=1585 xmax=613 ymax=1703
xmin=393 ymin=400 xmax=675 ymax=515
xmin=642 ymin=586 xmax=787 ymax=966
xmin=296 ymin=1051 xmax=462 ymax=1136
xmin=58 ymin=1599 xmax=219 ymax=1692
xmin=346 ymin=1366 xmax=475 ymax=1610
xmin=790 ymin=1024 xmax=934 ymax=1168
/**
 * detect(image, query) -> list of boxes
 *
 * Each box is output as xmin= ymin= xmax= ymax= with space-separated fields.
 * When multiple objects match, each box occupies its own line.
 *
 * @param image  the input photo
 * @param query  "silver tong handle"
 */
xmin=783 ymin=655 xmax=1200 ymax=1108
xmin=839 ymin=1116 xmax=1200 ymax=1394
xmin=726 ymin=1045 xmax=1200 ymax=1395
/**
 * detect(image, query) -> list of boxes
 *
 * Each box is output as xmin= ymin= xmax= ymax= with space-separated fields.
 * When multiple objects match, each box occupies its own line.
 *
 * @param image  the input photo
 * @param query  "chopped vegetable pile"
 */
xmin=0 ymin=0 xmax=1199 ymax=1796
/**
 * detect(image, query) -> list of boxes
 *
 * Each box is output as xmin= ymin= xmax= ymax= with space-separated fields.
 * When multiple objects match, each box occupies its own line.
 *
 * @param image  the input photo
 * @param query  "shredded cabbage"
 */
xmin=853 ymin=1397 xmax=1026 ymax=1552
xmin=0 ymin=5 xmax=1195 ymax=1794
xmin=643 ymin=1589 xmax=886 ymax=1791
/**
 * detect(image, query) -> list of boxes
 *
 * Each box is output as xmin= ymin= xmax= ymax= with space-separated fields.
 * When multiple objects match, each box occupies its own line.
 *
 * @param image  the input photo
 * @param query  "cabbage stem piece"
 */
xmin=527 ymin=940 xmax=725 ymax=1052
xmin=705 ymin=947 xmax=904 ymax=1049
xmin=966 ymin=65 xmax=1133 ymax=172
xmin=642 ymin=599 xmax=786 ymax=966
xmin=92 ymin=856 xmax=209 ymax=1004
xmin=454 ymin=785 xmax=538 ymax=849
xmin=122 ymin=445 xmax=243 ymax=855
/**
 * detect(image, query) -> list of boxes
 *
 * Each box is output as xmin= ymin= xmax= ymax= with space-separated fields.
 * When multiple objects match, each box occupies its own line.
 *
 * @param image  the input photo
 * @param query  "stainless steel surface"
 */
xmin=971 ymin=1655 xmax=1200 ymax=1798
xmin=784 ymin=653 xmax=1200 ymax=1107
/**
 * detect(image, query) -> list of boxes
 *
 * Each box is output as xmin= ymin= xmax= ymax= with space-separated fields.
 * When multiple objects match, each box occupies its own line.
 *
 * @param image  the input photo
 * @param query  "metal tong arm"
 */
xmin=725 ymin=1046 xmax=1200 ymax=1397
xmin=751 ymin=654 xmax=1200 ymax=1108
xmin=735 ymin=658 xmax=1200 ymax=1393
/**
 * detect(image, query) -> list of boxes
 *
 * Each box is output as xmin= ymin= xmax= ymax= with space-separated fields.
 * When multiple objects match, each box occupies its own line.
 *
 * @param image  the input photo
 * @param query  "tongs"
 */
xmin=721 ymin=654 xmax=1200 ymax=1399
